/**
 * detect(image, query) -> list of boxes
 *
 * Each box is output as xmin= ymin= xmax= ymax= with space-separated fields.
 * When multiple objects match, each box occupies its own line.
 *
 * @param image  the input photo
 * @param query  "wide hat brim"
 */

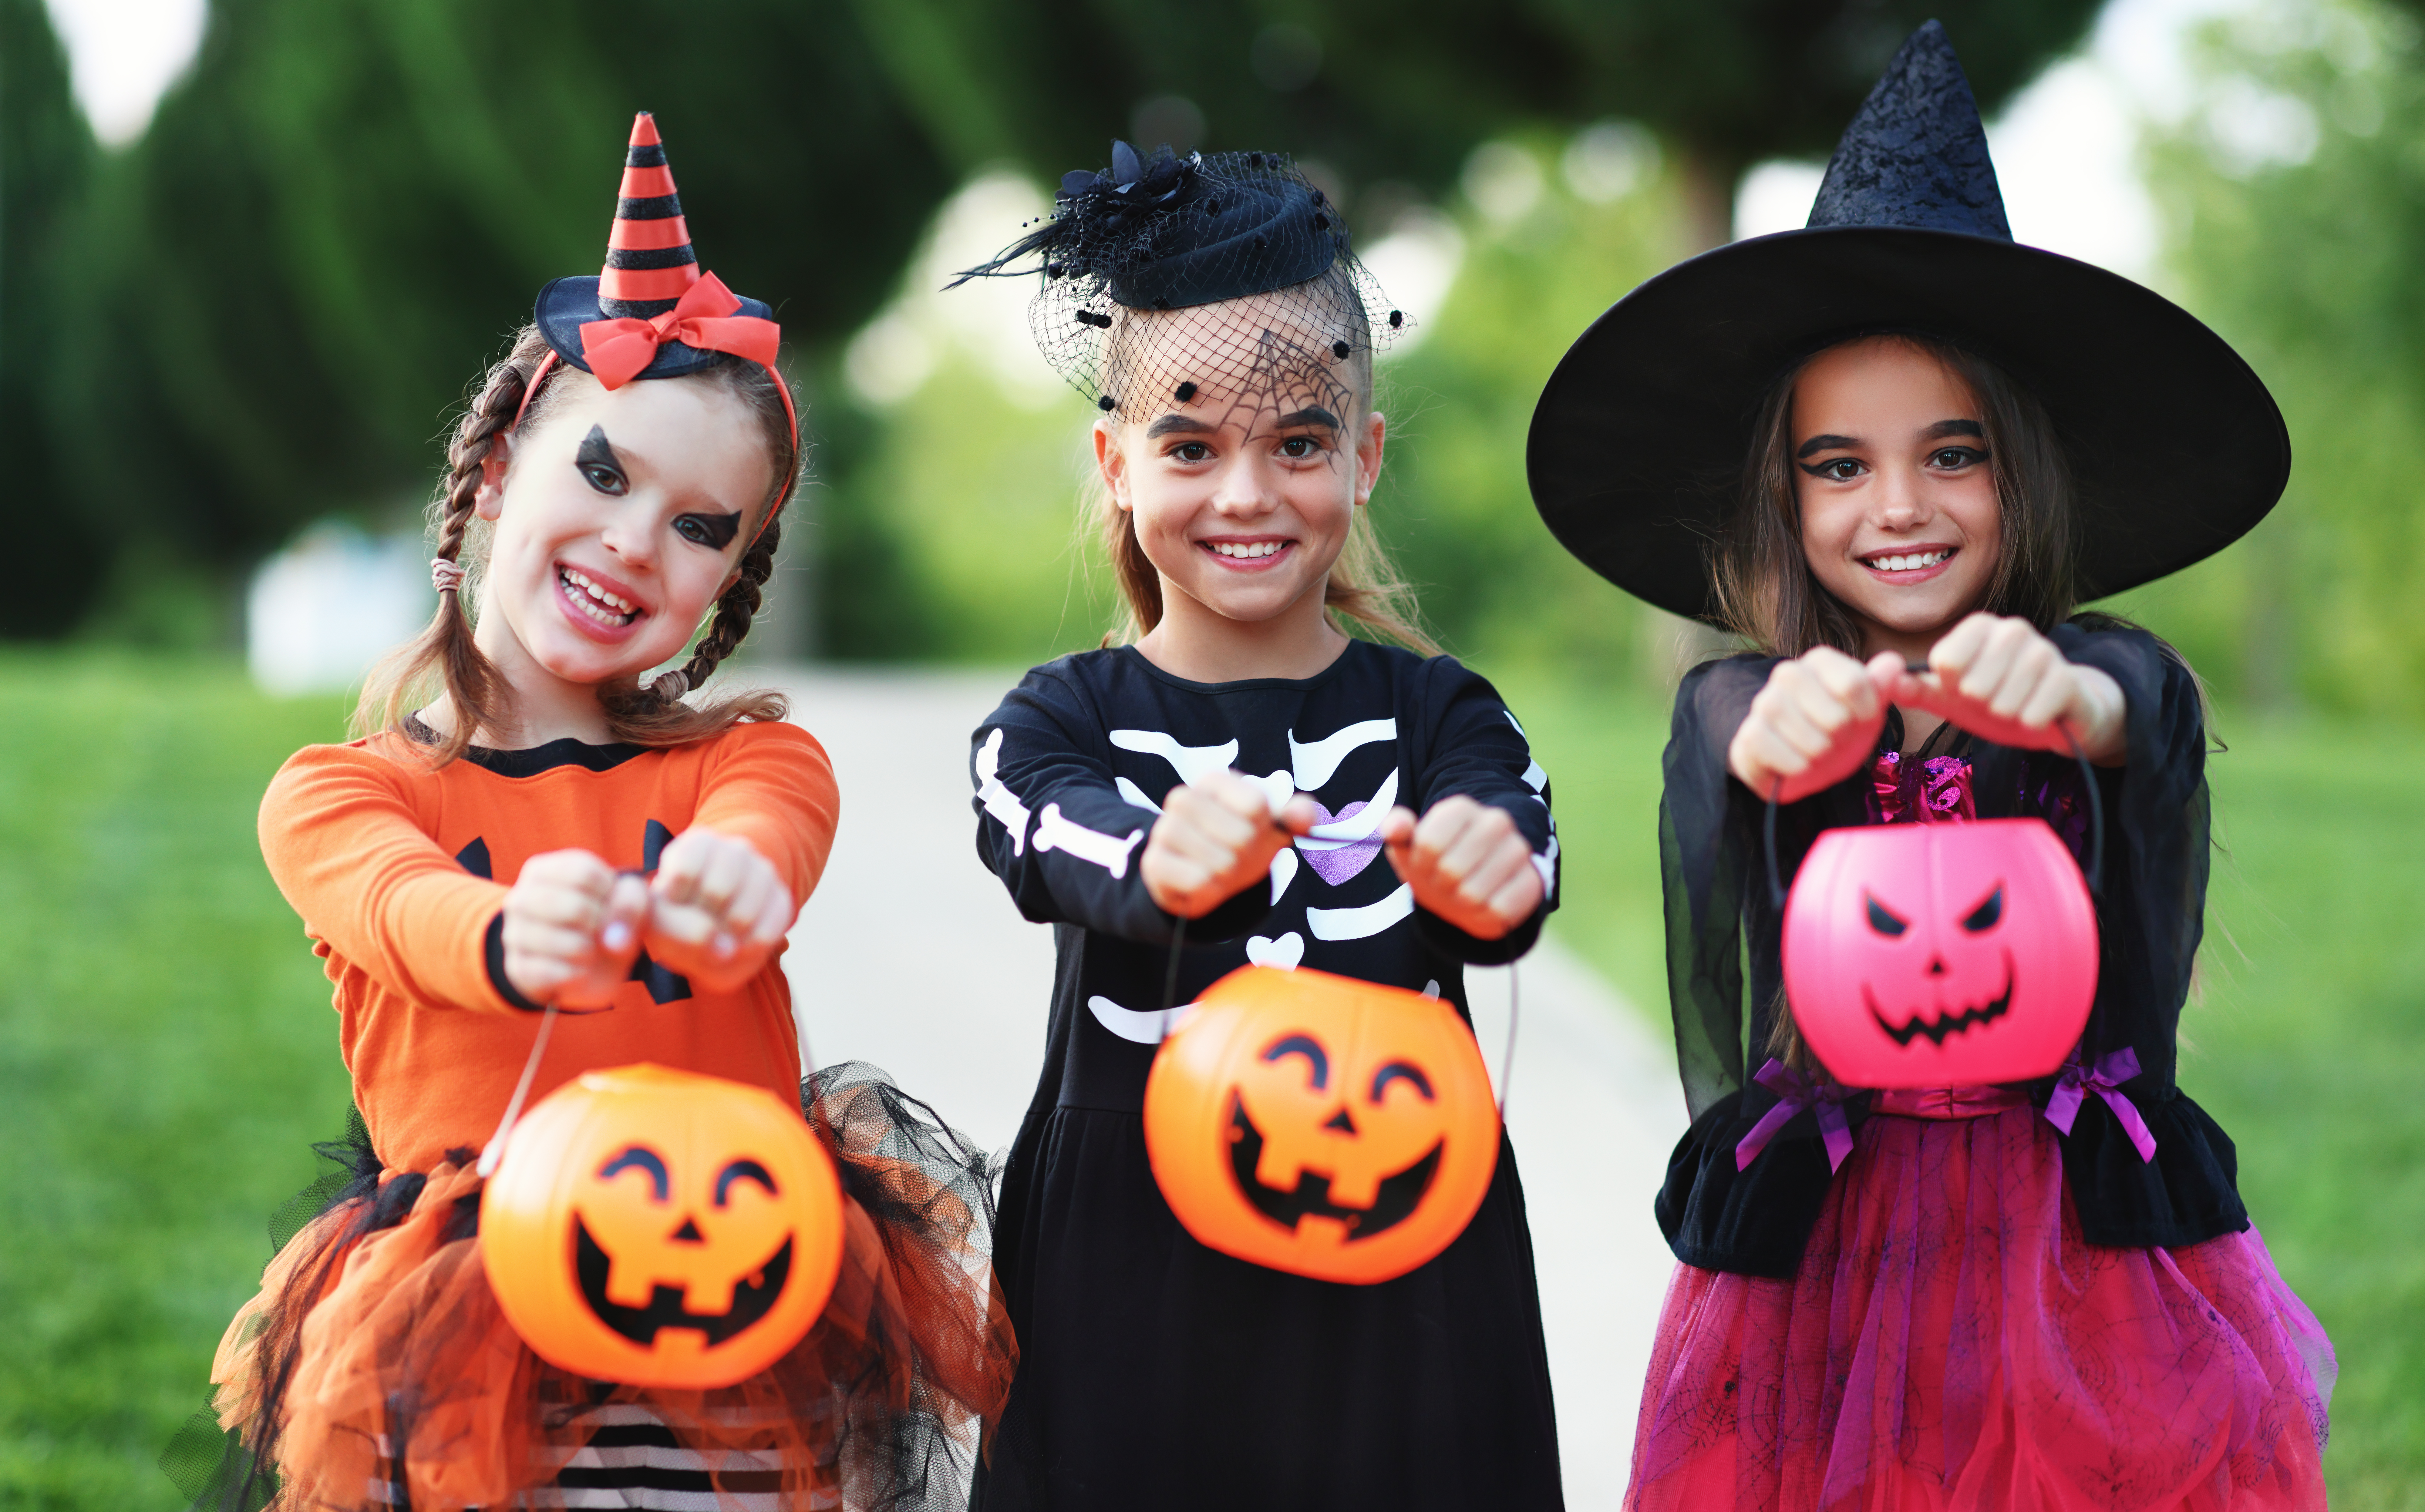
xmin=534 ymin=276 xmax=776 ymax=382
xmin=1525 ymin=226 xmax=2290 ymax=622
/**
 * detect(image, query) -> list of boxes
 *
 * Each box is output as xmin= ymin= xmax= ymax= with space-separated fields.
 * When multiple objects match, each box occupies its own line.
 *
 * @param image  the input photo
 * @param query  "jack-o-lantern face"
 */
xmin=1783 ymin=818 xmax=2097 ymax=1089
xmin=1143 ymin=966 xmax=1498 ymax=1284
xmin=480 ymin=1063 xmax=844 ymax=1388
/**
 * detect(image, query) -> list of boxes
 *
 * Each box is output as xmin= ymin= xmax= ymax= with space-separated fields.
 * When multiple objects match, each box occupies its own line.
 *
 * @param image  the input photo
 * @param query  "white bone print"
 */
xmin=1268 ymin=846 xmax=1299 ymax=904
xmin=1288 ymin=718 xmax=1396 ymax=791
xmin=1031 ymin=803 xmax=1146 ymax=879
xmin=1088 ymin=995 xmax=1195 ymax=1044
xmin=1114 ymin=776 xmax=1163 ymax=813
xmin=1245 ymin=932 xmax=1305 ymax=970
xmin=974 ymin=728 xmax=1031 ymax=854
xmin=1306 ymin=883 xmax=1415 ymax=941
xmin=1110 ymin=729 xmax=1238 ymax=785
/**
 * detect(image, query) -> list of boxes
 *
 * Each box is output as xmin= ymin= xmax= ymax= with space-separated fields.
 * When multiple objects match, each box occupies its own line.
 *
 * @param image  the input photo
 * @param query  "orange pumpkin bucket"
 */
xmin=480 ymin=1063 xmax=844 ymax=1388
xmin=1143 ymin=966 xmax=1500 ymax=1285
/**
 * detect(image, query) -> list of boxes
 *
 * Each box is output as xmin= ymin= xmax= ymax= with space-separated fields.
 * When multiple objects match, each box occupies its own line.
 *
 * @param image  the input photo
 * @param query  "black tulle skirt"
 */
xmin=163 ymin=1064 xmax=1015 ymax=1512
xmin=973 ymin=1105 xmax=1563 ymax=1512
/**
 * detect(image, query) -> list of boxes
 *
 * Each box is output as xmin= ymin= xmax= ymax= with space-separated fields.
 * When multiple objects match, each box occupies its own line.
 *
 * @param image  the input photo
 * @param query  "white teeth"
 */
xmin=1869 ymin=549 xmax=1949 ymax=573
xmin=1210 ymin=541 xmax=1283 ymax=559
xmin=560 ymin=568 xmax=636 ymax=623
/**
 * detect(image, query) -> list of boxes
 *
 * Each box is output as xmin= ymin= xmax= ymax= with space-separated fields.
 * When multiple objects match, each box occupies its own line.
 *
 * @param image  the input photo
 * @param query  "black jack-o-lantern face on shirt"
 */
xmin=481 ymin=1064 xmax=844 ymax=1388
xmin=1143 ymin=966 xmax=1499 ymax=1285
xmin=1781 ymin=818 xmax=2098 ymax=1089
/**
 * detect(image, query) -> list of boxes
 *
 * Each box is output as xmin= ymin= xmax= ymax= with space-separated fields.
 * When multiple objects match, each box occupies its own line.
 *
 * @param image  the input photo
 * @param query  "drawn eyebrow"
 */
xmin=576 ymin=424 xmax=621 ymax=472
xmin=1796 ymin=433 xmax=1859 ymax=459
xmin=1922 ymin=419 xmax=1986 ymax=441
xmin=1272 ymin=407 xmax=1340 ymax=432
xmin=1146 ymin=414 xmax=1218 ymax=439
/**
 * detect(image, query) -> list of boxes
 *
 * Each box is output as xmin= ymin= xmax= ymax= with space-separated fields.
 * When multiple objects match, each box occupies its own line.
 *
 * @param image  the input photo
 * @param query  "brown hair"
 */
xmin=1093 ymin=274 xmax=1439 ymax=656
xmin=1711 ymin=332 xmax=2078 ymax=657
xmin=354 ymin=325 xmax=800 ymax=762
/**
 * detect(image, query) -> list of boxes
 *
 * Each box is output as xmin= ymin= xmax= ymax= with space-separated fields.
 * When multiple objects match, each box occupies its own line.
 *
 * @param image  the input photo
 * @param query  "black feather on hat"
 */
xmin=1526 ymin=21 xmax=2289 ymax=622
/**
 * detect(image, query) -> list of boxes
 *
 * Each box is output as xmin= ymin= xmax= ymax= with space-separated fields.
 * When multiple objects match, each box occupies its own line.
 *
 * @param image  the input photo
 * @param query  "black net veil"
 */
xmin=951 ymin=143 xmax=1409 ymax=433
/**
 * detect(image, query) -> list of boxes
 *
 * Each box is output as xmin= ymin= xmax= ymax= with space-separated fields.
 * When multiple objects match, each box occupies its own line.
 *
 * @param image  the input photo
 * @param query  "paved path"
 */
xmin=775 ymin=667 xmax=1686 ymax=1509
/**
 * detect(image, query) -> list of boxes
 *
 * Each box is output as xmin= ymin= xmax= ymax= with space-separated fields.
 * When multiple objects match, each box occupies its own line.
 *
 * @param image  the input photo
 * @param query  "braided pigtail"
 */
xmin=353 ymin=327 xmax=557 ymax=761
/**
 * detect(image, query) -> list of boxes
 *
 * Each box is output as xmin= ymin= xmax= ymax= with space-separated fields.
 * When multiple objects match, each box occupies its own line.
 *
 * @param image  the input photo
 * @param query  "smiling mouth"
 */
xmin=1863 ymin=954 xmax=2015 ymax=1047
xmin=1202 ymin=539 xmax=1292 ymax=564
xmin=1859 ymin=547 xmax=1955 ymax=575
xmin=573 ymin=1216 xmax=790 ymax=1347
xmin=559 ymin=565 xmax=641 ymax=628
xmin=1226 ymin=1095 xmax=1440 ymax=1241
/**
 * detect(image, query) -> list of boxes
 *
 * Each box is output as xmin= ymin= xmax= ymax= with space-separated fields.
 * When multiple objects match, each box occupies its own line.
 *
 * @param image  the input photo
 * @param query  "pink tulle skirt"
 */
xmin=1628 ymin=1099 xmax=2334 ymax=1511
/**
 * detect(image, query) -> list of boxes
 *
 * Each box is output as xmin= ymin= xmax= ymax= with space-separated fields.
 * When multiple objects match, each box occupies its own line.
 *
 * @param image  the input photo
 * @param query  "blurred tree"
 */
xmin=0 ymin=0 xmax=98 ymax=636
xmin=23 ymin=0 xmax=2103 ymax=645
xmin=863 ymin=0 xmax=2104 ymax=247
xmin=2120 ymin=0 xmax=2425 ymax=717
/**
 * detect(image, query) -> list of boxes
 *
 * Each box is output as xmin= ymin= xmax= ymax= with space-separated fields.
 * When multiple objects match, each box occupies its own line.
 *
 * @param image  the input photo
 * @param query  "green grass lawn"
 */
xmin=0 ymin=652 xmax=2417 ymax=1506
xmin=1510 ymin=672 xmax=2425 ymax=1508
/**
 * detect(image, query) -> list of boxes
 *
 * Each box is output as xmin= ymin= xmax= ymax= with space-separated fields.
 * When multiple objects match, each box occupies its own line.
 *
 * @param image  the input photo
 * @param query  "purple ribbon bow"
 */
xmin=2044 ymin=1045 xmax=2158 ymax=1163
xmin=1735 ymin=1058 xmax=1856 ymax=1173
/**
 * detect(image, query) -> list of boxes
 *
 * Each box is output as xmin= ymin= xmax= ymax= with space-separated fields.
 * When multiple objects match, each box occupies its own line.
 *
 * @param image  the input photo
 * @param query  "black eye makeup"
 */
xmin=673 ymin=512 xmax=742 ymax=550
xmin=575 ymin=425 xmax=627 ymax=496
xmin=1800 ymin=456 xmax=1868 ymax=482
xmin=1927 ymin=445 xmax=1990 ymax=470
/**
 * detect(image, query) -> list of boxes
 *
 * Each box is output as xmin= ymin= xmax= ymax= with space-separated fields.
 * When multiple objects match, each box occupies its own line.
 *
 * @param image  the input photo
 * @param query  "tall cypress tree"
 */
xmin=0 ymin=0 xmax=97 ymax=635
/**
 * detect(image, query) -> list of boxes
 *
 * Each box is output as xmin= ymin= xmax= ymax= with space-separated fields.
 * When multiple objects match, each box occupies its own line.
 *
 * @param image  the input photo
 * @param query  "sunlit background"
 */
xmin=5 ymin=0 xmax=2423 ymax=1504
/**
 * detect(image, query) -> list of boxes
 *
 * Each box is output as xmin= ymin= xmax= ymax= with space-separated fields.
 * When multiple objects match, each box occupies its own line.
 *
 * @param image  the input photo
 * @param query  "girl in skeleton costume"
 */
xmin=167 ymin=116 xmax=1013 ymax=1512
xmin=951 ymin=144 xmax=1563 ymax=1511
xmin=1528 ymin=27 xmax=2332 ymax=1511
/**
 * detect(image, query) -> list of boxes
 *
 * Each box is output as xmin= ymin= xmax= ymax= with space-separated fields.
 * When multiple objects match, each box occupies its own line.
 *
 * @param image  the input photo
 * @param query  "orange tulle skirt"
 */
xmin=192 ymin=1066 xmax=1014 ymax=1512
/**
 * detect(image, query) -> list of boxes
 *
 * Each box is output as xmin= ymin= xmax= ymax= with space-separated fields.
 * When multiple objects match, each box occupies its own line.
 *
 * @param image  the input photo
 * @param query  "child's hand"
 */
xmin=500 ymin=850 xmax=649 ymax=1008
xmin=1727 ymin=645 xmax=1893 ymax=804
xmin=1379 ymin=795 xmax=1544 ymax=941
xmin=645 ymin=827 xmax=798 ymax=994
xmin=1876 ymin=613 xmax=2126 ymax=763
xmin=1141 ymin=770 xmax=1319 ymax=919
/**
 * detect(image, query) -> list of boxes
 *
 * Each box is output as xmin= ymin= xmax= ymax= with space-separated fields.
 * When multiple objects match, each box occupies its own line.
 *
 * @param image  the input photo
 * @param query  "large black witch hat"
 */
xmin=1526 ymin=21 xmax=2288 ymax=622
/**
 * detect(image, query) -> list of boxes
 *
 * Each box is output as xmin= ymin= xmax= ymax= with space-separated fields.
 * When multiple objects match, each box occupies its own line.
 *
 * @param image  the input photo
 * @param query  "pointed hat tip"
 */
xmin=628 ymin=112 xmax=660 ymax=147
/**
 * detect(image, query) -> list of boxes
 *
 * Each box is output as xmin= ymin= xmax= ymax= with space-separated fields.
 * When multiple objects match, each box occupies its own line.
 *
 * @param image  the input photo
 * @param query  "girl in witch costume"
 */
xmin=949 ymin=143 xmax=1564 ymax=1511
xmin=171 ymin=115 xmax=1013 ymax=1512
xmin=1528 ymin=25 xmax=2332 ymax=1511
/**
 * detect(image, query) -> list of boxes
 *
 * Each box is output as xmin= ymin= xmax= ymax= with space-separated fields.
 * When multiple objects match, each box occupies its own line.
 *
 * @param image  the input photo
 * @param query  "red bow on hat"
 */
xmin=578 ymin=272 xmax=780 ymax=390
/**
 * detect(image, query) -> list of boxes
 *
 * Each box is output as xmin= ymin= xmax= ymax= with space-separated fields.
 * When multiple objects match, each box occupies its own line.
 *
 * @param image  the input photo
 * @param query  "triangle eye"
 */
xmin=1865 ymin=895 xmax=1908 ymax=937
xmin=1961 ymin=885 xmax=2004 ymax=933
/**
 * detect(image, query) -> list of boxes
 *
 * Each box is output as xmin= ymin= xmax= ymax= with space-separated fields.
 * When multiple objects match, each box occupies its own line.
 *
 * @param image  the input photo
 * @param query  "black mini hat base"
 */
xmin=533 ymin=276 xmax=775 ymax=383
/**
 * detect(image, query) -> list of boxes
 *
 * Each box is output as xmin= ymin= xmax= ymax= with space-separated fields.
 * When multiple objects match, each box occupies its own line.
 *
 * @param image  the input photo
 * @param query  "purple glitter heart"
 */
xmin=1299 ymin=800 xmax=1382 ymax=887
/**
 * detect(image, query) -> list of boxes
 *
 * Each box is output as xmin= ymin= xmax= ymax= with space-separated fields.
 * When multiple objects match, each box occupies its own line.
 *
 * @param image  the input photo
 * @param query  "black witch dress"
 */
xmin=966 ymin=638 xmax=1564 ymax=1512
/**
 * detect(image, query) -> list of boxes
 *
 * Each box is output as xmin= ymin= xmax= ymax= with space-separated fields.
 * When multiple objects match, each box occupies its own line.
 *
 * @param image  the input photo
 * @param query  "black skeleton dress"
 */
xmin=966 ymin=638 xmax=1565 ymax=1512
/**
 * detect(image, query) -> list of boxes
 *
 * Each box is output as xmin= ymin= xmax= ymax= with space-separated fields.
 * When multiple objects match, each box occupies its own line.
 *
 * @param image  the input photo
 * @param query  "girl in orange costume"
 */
xmin=171 ymin=115 xmax=1012 ymax=1512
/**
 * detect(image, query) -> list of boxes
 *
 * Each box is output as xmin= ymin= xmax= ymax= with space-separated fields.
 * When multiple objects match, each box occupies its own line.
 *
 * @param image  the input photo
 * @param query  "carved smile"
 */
xmin=1226 ymin=1095 xmax=1441 ymax=1242
xmin=573 ymin=1216 xmax=790 ymax=1347
xmin=1864 ymin=952 xmax=2016 ymax=1047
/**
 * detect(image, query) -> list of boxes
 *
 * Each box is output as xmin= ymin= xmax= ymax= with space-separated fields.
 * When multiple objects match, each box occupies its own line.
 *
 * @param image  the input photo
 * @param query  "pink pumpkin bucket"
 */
xmin=1770 ymin=723 xmax=2105 ymax=1090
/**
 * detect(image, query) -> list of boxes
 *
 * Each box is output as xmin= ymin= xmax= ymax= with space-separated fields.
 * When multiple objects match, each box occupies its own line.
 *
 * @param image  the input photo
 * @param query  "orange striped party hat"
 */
xmin=598 ymin=112 xmax=698 ymax=318
xmin=532 ymin=112 xmax=784 ymax=392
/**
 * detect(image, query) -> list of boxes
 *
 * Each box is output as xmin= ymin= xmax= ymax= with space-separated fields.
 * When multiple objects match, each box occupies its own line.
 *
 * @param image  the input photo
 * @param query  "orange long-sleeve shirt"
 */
xmin=258 ymin=720 xmax=838 ymax=1174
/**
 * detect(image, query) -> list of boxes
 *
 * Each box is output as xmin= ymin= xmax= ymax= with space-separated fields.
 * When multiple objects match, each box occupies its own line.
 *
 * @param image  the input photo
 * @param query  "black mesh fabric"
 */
xmin=951 ymin=142 xmax=1406 ymax=427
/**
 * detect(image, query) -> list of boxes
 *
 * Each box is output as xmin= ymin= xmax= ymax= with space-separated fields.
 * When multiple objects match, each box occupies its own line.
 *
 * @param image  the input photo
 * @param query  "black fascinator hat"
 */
xmin=953 ymin=141 xmax=1405 ymax=418
xmin=1527 ymin=21 xmax=2289 ymax=622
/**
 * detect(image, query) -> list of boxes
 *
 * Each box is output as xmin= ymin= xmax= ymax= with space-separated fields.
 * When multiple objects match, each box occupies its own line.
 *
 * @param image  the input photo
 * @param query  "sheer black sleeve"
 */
xmin=2041 ymin=622 xmax=2247 ymax=1247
